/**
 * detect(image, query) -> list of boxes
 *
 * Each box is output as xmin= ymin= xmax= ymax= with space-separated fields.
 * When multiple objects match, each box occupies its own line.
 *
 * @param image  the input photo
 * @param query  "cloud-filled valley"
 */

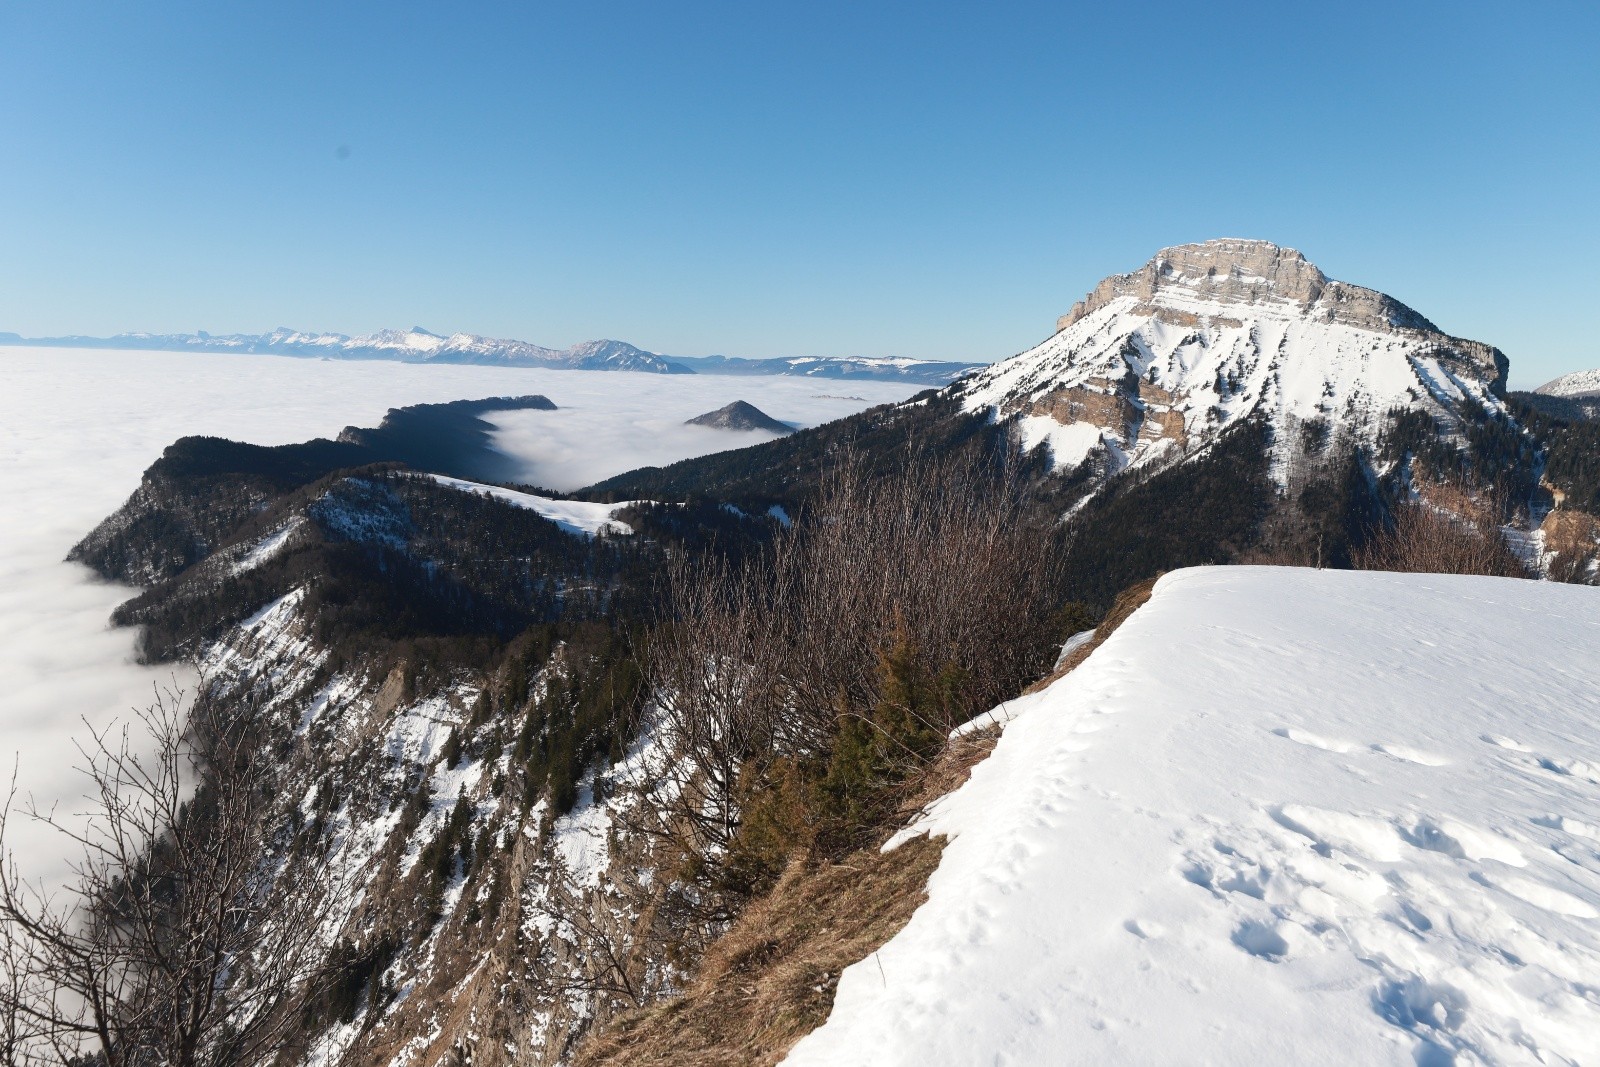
xmin=0 ymin=346 xmax=916 ymax=887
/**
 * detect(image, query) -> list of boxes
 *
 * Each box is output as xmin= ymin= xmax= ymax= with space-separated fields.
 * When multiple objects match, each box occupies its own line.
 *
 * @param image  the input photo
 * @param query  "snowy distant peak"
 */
xmin=1057 ymin=239 xmax=1438 ymax=335
xmin=960 ymin=239 xmax=1510 ymax=483
xmin=1536 ymin=368 xmax=1600 ymax=398
xmin=0 ymin=327 xmax=977 ymax=382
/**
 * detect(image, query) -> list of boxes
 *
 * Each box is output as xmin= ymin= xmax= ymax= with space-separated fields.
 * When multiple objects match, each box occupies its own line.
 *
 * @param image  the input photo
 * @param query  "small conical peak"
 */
xmin=685 ymin=400 xmax=792 ymax=434
xmin=1058 ymin=239 xmax=1437 ymax=335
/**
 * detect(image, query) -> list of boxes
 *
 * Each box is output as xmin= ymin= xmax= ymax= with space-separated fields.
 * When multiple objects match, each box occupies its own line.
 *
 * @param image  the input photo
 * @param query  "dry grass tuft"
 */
xmin=573 ymin=833 xmax=946 ymax=1067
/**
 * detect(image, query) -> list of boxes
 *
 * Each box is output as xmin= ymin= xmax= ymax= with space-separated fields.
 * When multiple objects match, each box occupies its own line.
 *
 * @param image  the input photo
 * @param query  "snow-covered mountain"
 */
xmin=959 ymin=238 xmax=1509 ymax=481
xmin=1537 ymin=368 xmax=1600 ymax=399
xmin=667 ymin=353 xmax=978 ymax=384
xmin=91 ymin=326 xmax=690 ymax=374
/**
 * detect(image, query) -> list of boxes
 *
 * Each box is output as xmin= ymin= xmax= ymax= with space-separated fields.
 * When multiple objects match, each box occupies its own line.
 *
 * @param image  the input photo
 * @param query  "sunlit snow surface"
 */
xmin=0 ymin=346 xmax=914 ymax=887
xmin=788 ymin=568 xmax=1600 ymax=1067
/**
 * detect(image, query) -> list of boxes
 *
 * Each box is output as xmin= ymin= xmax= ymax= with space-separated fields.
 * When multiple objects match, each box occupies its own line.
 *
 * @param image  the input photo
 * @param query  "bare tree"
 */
xmin=0 ymin=685 xmax=342 ymax=1067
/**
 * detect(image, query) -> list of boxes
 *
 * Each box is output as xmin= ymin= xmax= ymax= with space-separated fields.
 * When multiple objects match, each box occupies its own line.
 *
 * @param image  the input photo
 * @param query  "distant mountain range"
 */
xmin=0 ymin=325 xmax=980 ymax=385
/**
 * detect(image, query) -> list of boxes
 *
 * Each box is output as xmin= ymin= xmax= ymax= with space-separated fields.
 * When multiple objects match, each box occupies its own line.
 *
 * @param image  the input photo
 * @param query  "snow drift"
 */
xmin=787 ymin=567 xmax=1600 ymax=1066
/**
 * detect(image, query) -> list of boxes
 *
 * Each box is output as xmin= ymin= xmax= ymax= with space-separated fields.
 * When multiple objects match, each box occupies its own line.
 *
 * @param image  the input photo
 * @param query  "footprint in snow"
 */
xmin=1532 ymin=814 xmax=1600 ymax=842
xmin=1537 ymin=755 xmax=1600 ymax=785
xmin=1400 ymin=816 xmax=1525 ymax=866
xmin=1123 ymin=918 xmax=1165 ymax=939
xmin=1371 ymin=743 xmax=1449 ymax=767
xmin=1231 ymin=920 xmax=1289 ymax=960
xmin=1273 ymin=727 xmax=1355 ymax=753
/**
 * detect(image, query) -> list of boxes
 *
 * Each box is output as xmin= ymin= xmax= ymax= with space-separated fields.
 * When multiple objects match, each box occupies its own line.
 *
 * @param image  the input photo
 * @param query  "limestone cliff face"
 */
xmin=1056 ymin=239 xmax=1439 ymax=336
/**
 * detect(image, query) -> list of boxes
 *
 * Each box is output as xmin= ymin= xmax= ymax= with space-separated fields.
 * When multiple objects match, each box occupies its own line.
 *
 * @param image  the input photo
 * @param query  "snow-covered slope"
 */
xmin=958 ymin=239 xmax=1509 ymax=480
xmin=1537 ymin=369 xmax=1600 ymax=399
xmin=788 ymin=567 xmax=1600 ymax=1067
xmin=425 ymin=474 xmax=637 ymax=537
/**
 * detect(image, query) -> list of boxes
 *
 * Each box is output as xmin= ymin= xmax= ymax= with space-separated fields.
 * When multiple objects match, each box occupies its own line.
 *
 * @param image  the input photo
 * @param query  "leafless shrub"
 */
xmin=0 ymin=686 xmax=342 ymax=1067
xmin=1354 ymin=485 xmax=1529 ymax=579
xmin=639 ymin=448 xmax=1060 ymax=907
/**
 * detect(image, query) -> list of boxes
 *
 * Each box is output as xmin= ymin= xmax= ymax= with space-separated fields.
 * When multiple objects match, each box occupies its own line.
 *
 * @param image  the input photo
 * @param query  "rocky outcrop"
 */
xmin=1017 ymin=377 xmax=1186 ymax=454
xmin=1056 ymin=239 xmax=1442 ymax=336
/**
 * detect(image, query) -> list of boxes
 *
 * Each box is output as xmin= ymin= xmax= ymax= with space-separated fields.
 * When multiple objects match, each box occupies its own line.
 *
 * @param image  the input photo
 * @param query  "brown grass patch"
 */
xmin=573 ymin=729 xmax=1003 ymax=1067
xmin=573 ymin=833 xmax=945 ymax=1067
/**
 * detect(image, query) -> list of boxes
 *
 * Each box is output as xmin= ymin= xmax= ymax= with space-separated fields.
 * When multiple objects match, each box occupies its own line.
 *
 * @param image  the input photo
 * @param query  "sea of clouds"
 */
xmin=0 ymin=345 xmax=917 ymax=888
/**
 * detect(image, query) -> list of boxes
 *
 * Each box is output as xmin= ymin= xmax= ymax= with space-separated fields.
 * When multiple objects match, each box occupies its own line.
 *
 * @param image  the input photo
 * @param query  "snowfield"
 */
xmin=1537 ymin=368 xmax=1600 ymax=398
xmin=424 ymin=475 xmax=637 ymax=537
xmin=787 ymin=568 xmax=1600 ymax=1067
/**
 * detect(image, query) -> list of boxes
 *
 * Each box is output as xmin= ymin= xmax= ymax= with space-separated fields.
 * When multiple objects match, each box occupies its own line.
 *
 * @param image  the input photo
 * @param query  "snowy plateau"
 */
xmin=789 ymin=568 xmax=1600 ymax=1067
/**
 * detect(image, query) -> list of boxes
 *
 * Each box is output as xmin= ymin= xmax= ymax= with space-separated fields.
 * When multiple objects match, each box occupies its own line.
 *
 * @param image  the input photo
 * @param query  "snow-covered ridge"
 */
xmin=958 ymin=239 xmax=1509 ymax=480
xmin=1537 ymin=368 xmax=1600 ymax=398
xmin=789 ymin=567 xmax=1600 ymax=1067
xmin=424 ymin=474 xmax=638 ymax=537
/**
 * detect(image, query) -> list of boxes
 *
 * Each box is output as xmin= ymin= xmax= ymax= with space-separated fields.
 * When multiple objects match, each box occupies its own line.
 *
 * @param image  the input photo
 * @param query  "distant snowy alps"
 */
xmin=0 ymin=325 xmax=980 ymax=384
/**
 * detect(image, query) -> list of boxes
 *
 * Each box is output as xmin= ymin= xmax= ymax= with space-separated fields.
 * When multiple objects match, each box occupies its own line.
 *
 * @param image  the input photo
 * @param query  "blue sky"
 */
xmin=1 ymin=1 xmax=1595 ymax=386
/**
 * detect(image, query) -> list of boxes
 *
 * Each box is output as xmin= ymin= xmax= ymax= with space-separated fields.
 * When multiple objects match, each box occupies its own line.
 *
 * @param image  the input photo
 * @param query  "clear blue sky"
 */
xmin=2 ymin=1 xmax=1595 ymax=386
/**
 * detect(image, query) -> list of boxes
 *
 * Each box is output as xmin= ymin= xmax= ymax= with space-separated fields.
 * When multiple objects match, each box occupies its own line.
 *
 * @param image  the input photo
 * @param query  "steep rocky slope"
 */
xmin=595 ymin=239 xmax=1591 ymax=599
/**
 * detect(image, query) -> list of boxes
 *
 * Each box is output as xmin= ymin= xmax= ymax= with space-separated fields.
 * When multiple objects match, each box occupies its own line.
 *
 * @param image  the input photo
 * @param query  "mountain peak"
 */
xmin=1058 ymin=238 xmax=1437 ymax=335
xmin=961 ymin=239 xmax=1508 ymax=489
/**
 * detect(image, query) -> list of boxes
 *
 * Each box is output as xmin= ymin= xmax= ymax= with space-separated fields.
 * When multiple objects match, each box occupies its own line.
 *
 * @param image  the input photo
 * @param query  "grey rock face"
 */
xmin=1057 ymin=239 xmax=1438 ymax=335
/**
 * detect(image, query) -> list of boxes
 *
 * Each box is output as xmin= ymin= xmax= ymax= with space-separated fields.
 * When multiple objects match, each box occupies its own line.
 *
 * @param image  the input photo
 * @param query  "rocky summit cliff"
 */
xmin=961 ymin=239 xmax=1510 ymax=485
